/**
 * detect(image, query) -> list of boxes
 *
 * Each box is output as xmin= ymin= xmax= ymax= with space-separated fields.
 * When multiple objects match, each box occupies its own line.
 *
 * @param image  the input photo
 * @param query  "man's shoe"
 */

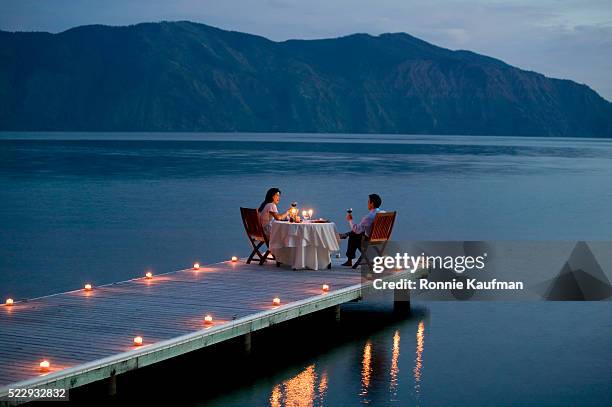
xmin=341 ymin=260 xmax=353 ymax=267
xmin=338 ymin=232 xmax=349 ymax=239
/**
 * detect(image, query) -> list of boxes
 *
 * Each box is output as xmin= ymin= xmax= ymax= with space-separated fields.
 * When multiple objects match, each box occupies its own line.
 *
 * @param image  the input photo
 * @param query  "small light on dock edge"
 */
xmin=39 ymin=360 xmax=50 ymax=372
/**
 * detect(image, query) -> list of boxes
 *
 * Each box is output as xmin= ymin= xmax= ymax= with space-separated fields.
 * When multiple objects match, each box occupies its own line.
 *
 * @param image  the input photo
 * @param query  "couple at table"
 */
xmin=258 ymin=187 xmax=383 ymax=268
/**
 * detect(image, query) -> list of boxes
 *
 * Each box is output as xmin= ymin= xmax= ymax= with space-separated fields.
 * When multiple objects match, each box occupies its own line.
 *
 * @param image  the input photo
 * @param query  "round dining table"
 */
xmin=269 ymin=221 xmax=340 ymax=270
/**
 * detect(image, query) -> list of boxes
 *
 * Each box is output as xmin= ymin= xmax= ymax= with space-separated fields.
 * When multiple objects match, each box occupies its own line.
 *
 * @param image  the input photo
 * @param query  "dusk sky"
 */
xmin=1 ymin=0 xmax=611 ymax=100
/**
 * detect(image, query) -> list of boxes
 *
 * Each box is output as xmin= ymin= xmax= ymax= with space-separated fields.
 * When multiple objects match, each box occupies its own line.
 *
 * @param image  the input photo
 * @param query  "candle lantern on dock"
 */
xmin=39 ymin=360 xmax=51 ymax=372
xmin=289 ymin=202 xmax=299 ymax=222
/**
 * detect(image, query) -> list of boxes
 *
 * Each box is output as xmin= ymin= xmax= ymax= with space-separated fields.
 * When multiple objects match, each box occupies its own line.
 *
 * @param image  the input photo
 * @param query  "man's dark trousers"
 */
xmin=346 ymin=231 xmax=365 ymax=260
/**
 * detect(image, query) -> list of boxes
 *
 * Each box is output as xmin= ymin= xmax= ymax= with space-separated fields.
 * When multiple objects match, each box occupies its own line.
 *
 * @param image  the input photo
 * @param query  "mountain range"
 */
xmin=1 ymin=21 xmax=611 ymax=137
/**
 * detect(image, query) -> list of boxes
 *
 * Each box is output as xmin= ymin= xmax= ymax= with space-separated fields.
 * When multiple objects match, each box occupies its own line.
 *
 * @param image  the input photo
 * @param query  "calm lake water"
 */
xmin=1 ymin=133 xmax=611 ymax=405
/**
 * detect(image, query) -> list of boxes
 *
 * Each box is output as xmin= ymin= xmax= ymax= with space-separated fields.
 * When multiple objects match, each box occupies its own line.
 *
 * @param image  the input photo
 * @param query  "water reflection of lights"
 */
xmin=318 ymin=371 xmax=328 ymax=403
xmin=269 ymin=364 xmax=328 ymax=407
xmin=270 ymin=384 xmax=282 ymax=407
xmin=390 ymin=330 xmax=400 ymax=396
xmin=360 ymin=340 xmax=373 ymax=401
xmin=414 ymin=320 xmax=425 ymax=397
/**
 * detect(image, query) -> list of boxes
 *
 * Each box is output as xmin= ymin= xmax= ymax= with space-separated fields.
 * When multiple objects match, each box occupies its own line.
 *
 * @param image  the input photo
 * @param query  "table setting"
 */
xmin=268 ymin=204 xmax=340 ymax=270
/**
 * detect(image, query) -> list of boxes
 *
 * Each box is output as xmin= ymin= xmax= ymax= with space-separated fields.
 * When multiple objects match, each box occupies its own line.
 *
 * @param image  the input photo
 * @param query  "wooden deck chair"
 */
xmin=240 ymin=207 xmax=275 ymax=265
xmin=353 ymin=211 xmax=397 ymax=269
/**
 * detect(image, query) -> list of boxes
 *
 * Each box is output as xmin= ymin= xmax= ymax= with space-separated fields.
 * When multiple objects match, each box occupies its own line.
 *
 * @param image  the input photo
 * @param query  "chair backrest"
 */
xmin=240 ymin=207 xmax=267 ymax=242
xmin=369 ymin=211 xmax=396 ymax=243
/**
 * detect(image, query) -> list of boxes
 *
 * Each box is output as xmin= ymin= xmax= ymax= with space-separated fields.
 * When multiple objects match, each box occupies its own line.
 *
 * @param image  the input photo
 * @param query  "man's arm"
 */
xmin=349 ymin=214 xmax=371 ymax=235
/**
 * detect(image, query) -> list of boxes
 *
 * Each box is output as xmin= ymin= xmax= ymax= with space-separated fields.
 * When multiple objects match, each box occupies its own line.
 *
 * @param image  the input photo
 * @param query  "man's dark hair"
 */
xmin=368 ymin=193 xmax=382 ymax=208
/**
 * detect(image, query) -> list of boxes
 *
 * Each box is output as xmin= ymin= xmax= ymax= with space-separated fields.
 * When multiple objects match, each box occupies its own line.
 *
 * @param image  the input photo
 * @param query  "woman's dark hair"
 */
xmin=259 ymin=188 xmax=281 ymax=212
xmin=368 ymin=193 xmax=382 ymax=208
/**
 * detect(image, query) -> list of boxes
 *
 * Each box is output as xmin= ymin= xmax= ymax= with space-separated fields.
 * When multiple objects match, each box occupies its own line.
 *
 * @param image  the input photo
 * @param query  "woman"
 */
xmin=258 ymin=188 xmax=290 ymax=235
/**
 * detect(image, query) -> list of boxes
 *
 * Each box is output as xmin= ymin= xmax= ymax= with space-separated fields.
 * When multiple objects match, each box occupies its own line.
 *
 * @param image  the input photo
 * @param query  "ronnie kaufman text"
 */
xmin=374 ymin=278 xmax=524 ymax=291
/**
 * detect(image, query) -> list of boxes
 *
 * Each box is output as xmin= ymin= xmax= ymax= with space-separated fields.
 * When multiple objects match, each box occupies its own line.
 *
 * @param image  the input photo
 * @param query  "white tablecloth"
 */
xmin=269 ymin=221 xmax=340 ymax=270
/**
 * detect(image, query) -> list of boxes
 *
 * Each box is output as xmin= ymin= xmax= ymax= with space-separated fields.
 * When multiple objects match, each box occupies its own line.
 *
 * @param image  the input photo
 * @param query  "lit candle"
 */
xmin=204 ymin=314 xmax=213 ymax=325
xmin=231 ymin=256 xmax=238 ymax=262
xmin=84 ymin=283 xmax=92 ymax=291
xmin=145 ymin=271 xmax=153 ymax=279
xmin=322 ymin=284 xmax=330 ymax=292
xmin=133 ymin=336 xmax=143 ymax=346
xmin=302 ymin=210 xmax=307 ymax=218
xmin=5 ymin=298 xmax=13 ymax=306
xmin=308 ymin=209 xmax=313 ymax=218
xmin=272 ymin=297 xmax=281 ymax=306
xmin=193 ymin=262 xmax=200 ymax=270
xmin=39 ymin=360 xmax=51 ymax=372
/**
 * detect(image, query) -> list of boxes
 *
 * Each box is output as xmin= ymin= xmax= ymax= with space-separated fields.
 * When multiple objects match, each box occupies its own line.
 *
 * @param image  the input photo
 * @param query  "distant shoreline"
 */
xmin=1 ymin=132 xmax=612 ymax=144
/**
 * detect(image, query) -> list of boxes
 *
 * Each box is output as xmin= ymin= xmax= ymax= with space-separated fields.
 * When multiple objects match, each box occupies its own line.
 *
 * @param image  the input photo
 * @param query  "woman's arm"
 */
xmin=271 ymin=210 xmax=289 ymax=220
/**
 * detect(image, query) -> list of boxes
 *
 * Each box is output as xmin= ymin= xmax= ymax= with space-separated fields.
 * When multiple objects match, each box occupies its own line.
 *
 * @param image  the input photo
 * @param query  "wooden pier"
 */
xmin=0 ymin=259 xmax=423 ymax=405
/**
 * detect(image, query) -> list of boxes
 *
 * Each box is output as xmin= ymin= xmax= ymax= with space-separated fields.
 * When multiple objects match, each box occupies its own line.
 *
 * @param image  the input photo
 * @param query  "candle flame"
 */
xmin=39 ymin=360 xmax=50 ymax=372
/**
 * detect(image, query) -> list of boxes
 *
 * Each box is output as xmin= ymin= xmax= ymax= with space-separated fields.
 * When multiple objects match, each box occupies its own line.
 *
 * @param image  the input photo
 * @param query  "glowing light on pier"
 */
xmin=204 ymin=315 xmax=213 ymax=325
xmin=133 ymin=336 xmax=143 ymax=346
xmin=39 ymin=360 xmax=50 ymax=372
xmin=231 ymin=256 xmax=238 ymax=262
xmin=193 ymin=262 xmax=200 ymax=270
xmin=145 ymin=271 xmax=153 ymax=279
xmin=272 ymin=297 xmax=281 ymax=306
xmin=322 ymin=284 xmax=330 ymax=292
xmin=84 ymin=283 xmax=92 ymax=291
xmin=5 ymin=298 xmax=13 ymax=306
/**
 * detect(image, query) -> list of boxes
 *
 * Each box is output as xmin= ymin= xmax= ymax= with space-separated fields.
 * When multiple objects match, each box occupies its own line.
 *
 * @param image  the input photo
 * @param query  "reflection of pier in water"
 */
xmin=269 ymin=320 xmax=425 ymax=407
xmin=414 ymin=321 xmax=425 ymax=401
xmin=359 ymin=319 xmax=426 ymax=405
xmin=269 ymin=364 xmax=328 ymax=407
xmin=266 ymin=318 xmax=427 ymax=406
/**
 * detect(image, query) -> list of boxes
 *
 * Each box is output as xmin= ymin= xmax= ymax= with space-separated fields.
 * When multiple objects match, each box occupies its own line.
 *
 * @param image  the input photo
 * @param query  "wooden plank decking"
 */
xmin=0 ymin=258 xmax=421 ymax=405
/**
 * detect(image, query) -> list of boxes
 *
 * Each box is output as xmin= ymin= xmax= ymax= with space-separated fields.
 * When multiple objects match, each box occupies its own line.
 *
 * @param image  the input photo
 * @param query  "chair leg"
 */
xmin=259 ymin=249 xmax=272 ymax=265
xmin=246 ymin=241 xmax=264 ymax=264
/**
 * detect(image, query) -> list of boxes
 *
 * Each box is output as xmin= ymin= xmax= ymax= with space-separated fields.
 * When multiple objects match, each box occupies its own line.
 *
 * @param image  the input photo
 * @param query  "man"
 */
xmin=340 ymin=193 xmax=382 ymax=267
